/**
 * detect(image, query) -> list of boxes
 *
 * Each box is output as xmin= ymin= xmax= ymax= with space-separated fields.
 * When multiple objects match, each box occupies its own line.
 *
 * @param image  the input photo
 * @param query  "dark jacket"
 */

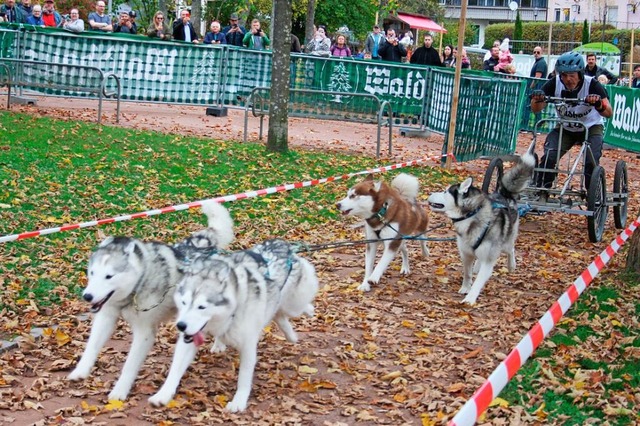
xmin=483 ymin=56 xmax=500 ymax=72
xmin=222 ymin=25 xmax=246 ymax=47
xmin=290 ymin=34 xmax=301 ymax=53
xmin=584 ymin=64 xmax=618 ymax=85
xmin=204 ymin=31 xmax=226 ymax=44
xmin=410 ymin=46 xmax=442 ymax=67
xmin=0 ymin=4 xmax=25 ymax=23
xmin=173 ymin=20 xmax=198 ymax=42
xmin=378 ymin=40 xmax=406 ymax=63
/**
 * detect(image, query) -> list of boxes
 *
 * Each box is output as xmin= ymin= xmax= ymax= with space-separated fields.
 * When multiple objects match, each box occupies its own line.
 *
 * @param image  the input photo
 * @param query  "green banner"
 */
xmin=605 ymin=86 xmax=640 ymax=152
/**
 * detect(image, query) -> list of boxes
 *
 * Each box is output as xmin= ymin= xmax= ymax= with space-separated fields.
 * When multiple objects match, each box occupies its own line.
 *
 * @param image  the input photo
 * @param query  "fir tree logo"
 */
xmin=189 ymin=51 xmax=220 ymax=102
xmin=327 ymin=62 xmax=352 ymax=103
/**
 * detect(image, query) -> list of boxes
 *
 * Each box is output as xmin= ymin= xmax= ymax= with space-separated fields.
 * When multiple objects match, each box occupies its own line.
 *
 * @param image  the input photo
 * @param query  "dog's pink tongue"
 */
xmin=193 ymin=331 xmax=205 ymax=347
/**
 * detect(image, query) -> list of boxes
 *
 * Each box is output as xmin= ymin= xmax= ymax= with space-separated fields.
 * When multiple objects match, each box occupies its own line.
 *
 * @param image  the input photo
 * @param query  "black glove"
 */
xmin=591 ymin=95 xmax=603 ymax=110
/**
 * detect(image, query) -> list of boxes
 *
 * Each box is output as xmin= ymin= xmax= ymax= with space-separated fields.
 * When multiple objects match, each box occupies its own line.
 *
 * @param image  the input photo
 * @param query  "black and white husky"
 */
xmin=67 ymin=201 xmax=234 ymax=401
xmin=427 ymin=149 xmax=535 ymax=305
xmin=148 ymin=239 xmax=318 ymax=412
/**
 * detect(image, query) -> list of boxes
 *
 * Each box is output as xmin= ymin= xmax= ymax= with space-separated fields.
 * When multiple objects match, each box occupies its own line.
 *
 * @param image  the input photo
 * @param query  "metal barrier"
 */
xmin=0 ymin=58 xmax=121 ymax=124
xmin=243 ymin=87 xmax=393 ymax=158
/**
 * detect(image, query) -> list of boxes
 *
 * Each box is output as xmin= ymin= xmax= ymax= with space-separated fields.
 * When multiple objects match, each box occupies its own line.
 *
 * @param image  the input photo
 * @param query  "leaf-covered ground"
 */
xmin=0 ymin=101 xmax=639 ymax=425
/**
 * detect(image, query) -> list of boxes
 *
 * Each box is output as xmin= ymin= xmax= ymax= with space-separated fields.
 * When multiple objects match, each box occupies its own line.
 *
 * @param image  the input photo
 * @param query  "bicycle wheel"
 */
xmin=587 ymin=166 xmax=608 ymax=243
xmin=613 ymin=160 xmax=628 ymax=229
xmin=481 ymin=157 xmax=503 ymax=194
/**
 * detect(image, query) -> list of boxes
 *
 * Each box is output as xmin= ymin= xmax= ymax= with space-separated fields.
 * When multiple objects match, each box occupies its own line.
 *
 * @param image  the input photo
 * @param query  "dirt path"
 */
xmin=1 ymin=96 xmax=639 ymax=425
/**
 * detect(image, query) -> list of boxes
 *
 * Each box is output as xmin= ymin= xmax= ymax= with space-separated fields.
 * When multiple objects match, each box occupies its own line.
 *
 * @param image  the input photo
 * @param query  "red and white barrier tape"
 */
xmin=449 ymin=217 xmax=640 ymax=426
xmin=0 ymin=153 xmax=452 ymax=244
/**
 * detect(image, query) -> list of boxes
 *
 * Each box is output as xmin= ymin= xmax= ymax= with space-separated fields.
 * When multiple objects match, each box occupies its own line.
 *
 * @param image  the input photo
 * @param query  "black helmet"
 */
xmin=555 ymin=51 xmax=584 ymax=75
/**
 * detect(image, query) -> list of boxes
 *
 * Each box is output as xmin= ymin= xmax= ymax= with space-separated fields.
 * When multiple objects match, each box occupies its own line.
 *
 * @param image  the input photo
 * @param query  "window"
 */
xmin=563 ymin=8 xmax=570 ymax=21
xmin=554 ymin=8 xmax=561 ymax=21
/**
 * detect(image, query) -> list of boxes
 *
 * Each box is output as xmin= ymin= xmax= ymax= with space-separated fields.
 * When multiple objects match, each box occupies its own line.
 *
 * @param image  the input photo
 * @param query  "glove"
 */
xmin=590 ymin=95 xmax=603 ymax=110
xmin=530 ymin=90 xmax=545 ymax=101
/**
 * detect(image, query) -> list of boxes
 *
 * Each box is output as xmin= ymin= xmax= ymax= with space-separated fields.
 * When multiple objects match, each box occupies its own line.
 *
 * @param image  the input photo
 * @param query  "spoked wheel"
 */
xmin=613 ymin=160 xmax=628 ymax=229
xmin=482 ymin=157 xmax=503 ymax=194
xmin=587 ymin=166 xmax=608 ymax=243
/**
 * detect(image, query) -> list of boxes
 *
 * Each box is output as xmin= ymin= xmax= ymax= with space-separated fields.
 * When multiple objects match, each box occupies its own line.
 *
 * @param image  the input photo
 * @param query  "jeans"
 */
xmin=536 ymin=124 xmax=604 ymax=190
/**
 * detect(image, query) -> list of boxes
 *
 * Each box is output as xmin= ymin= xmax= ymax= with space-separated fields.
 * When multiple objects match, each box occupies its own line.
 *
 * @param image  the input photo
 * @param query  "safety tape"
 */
xmin=0 ymin=153 xmax=453 ymax=244
xmin=449 ymin=216 xmax=640 ymax=426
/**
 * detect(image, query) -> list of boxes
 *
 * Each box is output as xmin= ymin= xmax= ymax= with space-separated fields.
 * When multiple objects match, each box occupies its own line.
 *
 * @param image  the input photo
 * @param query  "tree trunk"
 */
xmin=266 ymin=0 xmax=292 ymax=153
xmin=158 ymin=0 xmax=168 ymax=19
xmin=191 ymin=0 xmax=203 ymax=39
xmin=305 ymin=0 xmax=315 ymax=47
xmin=626 ymin=224 xmax=640 ymax=273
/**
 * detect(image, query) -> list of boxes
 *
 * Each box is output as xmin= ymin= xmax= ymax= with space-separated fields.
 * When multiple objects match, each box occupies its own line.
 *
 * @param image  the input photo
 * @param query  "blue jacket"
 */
xmin=203 ymin=31 xmax=226 ymax=44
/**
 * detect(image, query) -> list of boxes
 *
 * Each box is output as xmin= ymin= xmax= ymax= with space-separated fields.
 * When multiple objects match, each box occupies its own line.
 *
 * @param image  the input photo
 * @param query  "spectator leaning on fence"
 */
xmin=306 ymin=25 xmax=331 ymax=57
xmin=243 ymin=19 xmax=269 ymax=50
xmin=42 ymin=0 xmax=62 ymax=27
xmin=18 ymin=0 xmax=32 ymax=19
xmin=584 ymin=53 xmax=617 ymax=85
xmin=1 ymin=0 xmax=25 ymax=23
xmin=173 ymin=9 xmax=199 ymax=43
xmin=410 ymin=34 xmax=442 ymax=67
xmin=222 ymin=13 xmax=245 ymax=47
xmin=203 ymin=20 xmax=226 ymax=44
xmin=62 ymin=8 xmax=83 ymax=32
xmin=147 ymin=11 xmax=171 ymax=40
xmin=483 ymin=46 xmax=500 ymax=72
xmin=632 ymin=64 xmax=640 ymax=88
xmin=88 ymin=1 xmax=112 ymax=32
xmin=25 ymin=4 xmax=43 ymax=25
xmin=113 ymin=10 xmax=136 ymax=34
xmin=330 ymin=35 xmax=351 ymax=57
xmin=378 ymin=28 xmax=407 ymax=63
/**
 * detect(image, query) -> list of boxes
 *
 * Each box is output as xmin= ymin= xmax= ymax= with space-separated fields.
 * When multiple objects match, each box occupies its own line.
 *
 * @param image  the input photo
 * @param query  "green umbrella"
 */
xmin=573 ymin=42 xmax=620 ymax=55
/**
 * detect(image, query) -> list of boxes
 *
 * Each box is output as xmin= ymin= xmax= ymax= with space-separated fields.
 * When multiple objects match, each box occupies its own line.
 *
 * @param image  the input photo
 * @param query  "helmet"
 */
xmin=555 ymin=51 xmax=585 ymax=74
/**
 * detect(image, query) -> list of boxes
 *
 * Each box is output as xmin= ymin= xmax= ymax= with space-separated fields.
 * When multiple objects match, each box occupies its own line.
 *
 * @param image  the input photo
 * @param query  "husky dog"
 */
xmin=427 ymin=149 xmax=535 ymax=305
xmin=336 ymin=173 xmax=429 ymax=291
xmin=68 ymin=201 xmax=234 ymax=401
xmin=148 ymin=239 xmax=318 ymax=412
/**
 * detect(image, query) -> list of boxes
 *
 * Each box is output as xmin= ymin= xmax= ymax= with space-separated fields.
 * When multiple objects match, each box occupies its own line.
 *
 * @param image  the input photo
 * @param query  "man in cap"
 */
xmin=222 ymin=13 xmax=245 ymax=47
xmin=42 ymin=0 xmax=62 ymax=27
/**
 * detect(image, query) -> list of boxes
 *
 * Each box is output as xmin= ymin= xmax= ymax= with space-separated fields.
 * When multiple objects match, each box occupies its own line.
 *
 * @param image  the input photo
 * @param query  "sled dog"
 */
xmin=68 ymin=201 xmax=234 ymax=401
xmin=336 ymin=173 xmax=430 ymax=291
xmin=427 ymin=148 xmax=535 ymax=305
xmin=148 ymin=239 xmax=318 ymax=412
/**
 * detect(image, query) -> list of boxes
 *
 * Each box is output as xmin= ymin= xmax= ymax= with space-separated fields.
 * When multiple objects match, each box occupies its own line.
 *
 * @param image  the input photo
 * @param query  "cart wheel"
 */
xmin=613 ymin=160 xmax=628 ymax=229
xmin=587 ymin=166 xmax=608 ymax=243
xmin=482 ymin=157 xmax=503 ymax=194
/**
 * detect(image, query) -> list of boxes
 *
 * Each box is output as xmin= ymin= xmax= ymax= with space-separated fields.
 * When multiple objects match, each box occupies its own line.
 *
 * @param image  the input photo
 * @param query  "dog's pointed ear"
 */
xmin=124 ymin=240 xmax=138 ymax=255
xmin=460 ymin=177 xmax=473 ymax=194
xmin=98 ymin=236 xmax=114 ymax=247
xmin=373 ymin=181 xmax=382 ymax=191
xmin=364 ymin=174 xmax=374 ymax=182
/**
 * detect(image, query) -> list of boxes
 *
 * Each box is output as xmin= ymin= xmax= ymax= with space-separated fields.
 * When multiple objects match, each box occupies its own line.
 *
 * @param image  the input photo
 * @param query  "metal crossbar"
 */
xmin=0 ymin=58 xmax=121 ymax=124
xmin=243 ymin=86 xmax=393 ymax=158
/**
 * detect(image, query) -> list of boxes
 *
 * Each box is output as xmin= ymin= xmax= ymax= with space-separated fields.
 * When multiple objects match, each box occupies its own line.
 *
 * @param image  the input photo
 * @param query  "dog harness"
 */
xmin=450 ymin=202 xmax=509 ymax=251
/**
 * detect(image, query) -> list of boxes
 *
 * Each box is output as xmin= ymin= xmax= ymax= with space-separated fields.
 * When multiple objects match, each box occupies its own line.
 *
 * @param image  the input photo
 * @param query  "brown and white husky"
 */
xmin=336 ymin=173 xmax=430 ymax=291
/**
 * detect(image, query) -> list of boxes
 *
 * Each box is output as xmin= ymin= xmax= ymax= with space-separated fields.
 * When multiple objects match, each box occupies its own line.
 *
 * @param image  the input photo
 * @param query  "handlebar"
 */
xmin=533 ymin=96 xmax=590 ymax=107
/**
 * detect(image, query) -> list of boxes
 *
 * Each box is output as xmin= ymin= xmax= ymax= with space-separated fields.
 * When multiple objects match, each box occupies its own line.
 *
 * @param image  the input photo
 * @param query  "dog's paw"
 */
xmin=148 ymin=392 xmax=173 ymax=407
xmin=358 ymin=282 xmax=371 ymax=292
xmin=210 ymin=339 xmax=227 ymax=354
xmin=303 ymin=304 xmax=315 ymax=317
xmin=225 ymin=396 xmax=248 ymax=413
xmin=400 ymin=266 xmax=410 ymax=275
xmin=461 ymin=295 xmax=478 ymax=305
xmin=458 ymin=285 xmax=470 ymax=294
xmin=108 ymin=386 xmax=129 ymax=402
xmin=67 ymin=367 xmax=90 ymax=381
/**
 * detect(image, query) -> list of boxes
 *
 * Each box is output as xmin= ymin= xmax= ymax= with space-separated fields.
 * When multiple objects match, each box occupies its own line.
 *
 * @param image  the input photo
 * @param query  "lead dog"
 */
xmin=336 ymin=173 xmax=429 ymax=291
xmin=427 ymin=149 xmax=535 ymax=305
xmin=68 ymin=201 xmax=234 ymax=401
xmin=148 ymin=239 xmax=318 ymax=412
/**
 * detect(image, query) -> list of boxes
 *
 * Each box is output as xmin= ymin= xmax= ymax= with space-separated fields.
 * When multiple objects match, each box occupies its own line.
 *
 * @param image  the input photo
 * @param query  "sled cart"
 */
xmin=482 ymin=97 xmax=628 ymax=243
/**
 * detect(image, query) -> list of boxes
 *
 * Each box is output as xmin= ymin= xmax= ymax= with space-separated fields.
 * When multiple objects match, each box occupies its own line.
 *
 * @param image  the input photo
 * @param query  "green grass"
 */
xmin=0 ymin=110 xmax=457 ymax=310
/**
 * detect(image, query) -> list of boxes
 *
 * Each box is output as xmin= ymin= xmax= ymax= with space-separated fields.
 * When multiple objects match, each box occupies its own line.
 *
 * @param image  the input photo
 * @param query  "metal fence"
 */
xmin=0 ymin=24 xmax=530 ymax=161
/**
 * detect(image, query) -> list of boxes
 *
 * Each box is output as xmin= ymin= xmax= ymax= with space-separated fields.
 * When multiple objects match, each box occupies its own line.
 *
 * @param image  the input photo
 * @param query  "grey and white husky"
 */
xmin=427 ymin=148 xmax=535 ymax=305
xmin=68 ymin=201 xmax=234 ymax=401
xmin=148 ymin=239 xmax=318 ymax=412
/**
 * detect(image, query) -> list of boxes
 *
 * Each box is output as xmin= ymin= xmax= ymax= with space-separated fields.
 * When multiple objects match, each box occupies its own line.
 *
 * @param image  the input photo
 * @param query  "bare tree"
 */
xmin=305 ymin=0 xmax=315 ymax=47
xmin=266 ymin=0 xmax=292 ymax=152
